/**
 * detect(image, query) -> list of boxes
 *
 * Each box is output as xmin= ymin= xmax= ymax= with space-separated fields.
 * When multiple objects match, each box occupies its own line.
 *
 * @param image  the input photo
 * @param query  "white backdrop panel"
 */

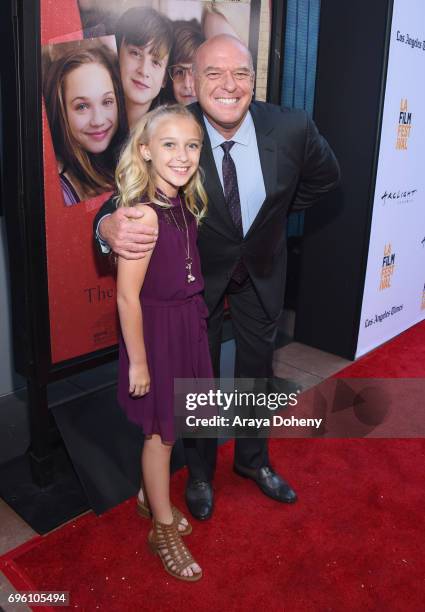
xmin=356 ymin=0 xmax=425 ymax=358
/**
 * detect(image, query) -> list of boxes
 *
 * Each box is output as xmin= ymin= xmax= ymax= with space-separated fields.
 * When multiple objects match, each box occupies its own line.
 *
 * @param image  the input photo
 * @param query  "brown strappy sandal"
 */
xmin=137 ymin=488 xmax=192 ymax=536
xmin=148 ymin=520 xmax=202 ymax=582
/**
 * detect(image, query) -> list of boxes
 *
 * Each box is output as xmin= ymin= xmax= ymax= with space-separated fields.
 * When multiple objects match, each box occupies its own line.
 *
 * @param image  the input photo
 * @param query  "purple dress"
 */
xmin=117 ymin=194 xmax=213 ymax=443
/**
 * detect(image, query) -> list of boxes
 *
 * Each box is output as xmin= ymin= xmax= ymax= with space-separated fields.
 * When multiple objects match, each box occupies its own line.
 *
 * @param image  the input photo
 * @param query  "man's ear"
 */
xmin=140 ymin=144 xmax=151 ymax=161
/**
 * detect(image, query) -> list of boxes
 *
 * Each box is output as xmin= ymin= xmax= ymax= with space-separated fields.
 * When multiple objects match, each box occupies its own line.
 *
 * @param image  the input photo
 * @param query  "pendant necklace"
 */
xmin=169 ymin=195 xmax=196 ymax=283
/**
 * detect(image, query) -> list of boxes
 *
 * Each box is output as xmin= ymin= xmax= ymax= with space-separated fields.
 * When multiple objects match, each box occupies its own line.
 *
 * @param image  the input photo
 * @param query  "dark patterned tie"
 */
xmin=221 ymin=141 xmax=248 ymax=284
xmin=221 ymin=141 xmax=243 ymax=235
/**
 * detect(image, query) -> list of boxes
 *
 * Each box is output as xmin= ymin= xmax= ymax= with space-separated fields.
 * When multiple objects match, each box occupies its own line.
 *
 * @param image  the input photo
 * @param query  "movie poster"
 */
xmin=41 ymin=0 xmax=270 ymax=363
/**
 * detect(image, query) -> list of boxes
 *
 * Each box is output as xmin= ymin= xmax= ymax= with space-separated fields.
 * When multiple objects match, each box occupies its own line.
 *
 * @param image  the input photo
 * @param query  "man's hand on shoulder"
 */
xmin=98 ymin=205 xmax=158 ymax=260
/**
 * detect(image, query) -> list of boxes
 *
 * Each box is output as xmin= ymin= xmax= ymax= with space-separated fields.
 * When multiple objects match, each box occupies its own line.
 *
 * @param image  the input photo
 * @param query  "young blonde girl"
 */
xmin=115 ymin=104 xmax=211 ymax=582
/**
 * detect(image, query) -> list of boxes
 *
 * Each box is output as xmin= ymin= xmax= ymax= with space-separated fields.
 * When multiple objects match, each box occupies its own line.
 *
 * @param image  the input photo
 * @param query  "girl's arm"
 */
xmin=116 ymin=204 xmax=158 ymax=397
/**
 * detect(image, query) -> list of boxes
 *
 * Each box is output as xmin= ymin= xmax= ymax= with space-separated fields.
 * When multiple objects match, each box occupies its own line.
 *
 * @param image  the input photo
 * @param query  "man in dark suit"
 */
xmin=94 ymin=35 xmax=340 ymax=520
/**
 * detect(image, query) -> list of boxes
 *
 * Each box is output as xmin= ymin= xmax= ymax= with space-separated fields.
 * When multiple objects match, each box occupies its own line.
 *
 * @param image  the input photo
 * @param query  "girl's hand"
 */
xmin=129 ymin=363 xmax=150 ymax=397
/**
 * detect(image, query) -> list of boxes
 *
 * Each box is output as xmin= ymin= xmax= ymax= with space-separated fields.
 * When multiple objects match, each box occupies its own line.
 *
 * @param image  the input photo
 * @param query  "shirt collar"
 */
xmin=203 ymin=111 xmax=254 ymax=149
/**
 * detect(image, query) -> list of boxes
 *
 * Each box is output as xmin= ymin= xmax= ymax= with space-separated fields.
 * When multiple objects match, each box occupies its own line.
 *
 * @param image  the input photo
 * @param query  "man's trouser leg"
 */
xmin=183 ymin=276 xmax=278 ymax=478
xmin=227 ymin=277 xmax=278 ymax=470
xmin=182 ymin=292 xmax=224 ymax=482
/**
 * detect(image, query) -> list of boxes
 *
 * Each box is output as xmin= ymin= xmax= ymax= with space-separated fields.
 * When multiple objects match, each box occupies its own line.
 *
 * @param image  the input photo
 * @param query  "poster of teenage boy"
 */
xmin=77 ymin=2 xmax=267 ymax=110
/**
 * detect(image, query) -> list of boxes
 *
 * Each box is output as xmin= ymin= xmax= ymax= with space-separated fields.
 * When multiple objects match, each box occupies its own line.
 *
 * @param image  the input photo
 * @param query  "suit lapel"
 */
xmin=244 ymin=103 xmax=278 ymax=239
xmin=201 ymin=128 xmax=238 ymax=236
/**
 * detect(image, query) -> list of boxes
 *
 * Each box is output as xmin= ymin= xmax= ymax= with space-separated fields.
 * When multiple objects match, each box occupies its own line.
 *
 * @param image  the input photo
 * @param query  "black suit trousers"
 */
xmin=183 ymin=276 xmax=278 ymax=481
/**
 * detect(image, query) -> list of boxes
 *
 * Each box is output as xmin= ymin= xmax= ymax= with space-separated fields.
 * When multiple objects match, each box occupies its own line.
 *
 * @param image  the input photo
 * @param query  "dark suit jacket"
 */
xmin=94 ymin=101 xmax=340 ymax=320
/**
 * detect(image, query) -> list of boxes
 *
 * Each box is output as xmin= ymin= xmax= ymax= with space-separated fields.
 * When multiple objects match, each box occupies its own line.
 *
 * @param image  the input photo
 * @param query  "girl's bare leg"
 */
xmin=138 ymin=454 xmax=189 ymax=533
xmin=142 ymin=435 xmax=201 ymax=577
xmin=142 ymin=435 xmax=173 ymax=524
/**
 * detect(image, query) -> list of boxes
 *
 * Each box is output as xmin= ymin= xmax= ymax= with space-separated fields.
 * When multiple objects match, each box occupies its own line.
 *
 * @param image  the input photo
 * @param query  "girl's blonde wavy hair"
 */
xmin=114 ymin=105 xmax=208 ymax=223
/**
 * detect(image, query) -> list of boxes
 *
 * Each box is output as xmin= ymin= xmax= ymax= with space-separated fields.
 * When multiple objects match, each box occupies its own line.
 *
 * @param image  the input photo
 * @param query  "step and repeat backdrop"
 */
xmin=356 ymin=0 xmax=425 ymax=357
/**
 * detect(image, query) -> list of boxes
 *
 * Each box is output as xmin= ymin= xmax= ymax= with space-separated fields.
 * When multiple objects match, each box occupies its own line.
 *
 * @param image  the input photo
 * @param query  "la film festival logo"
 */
xmin=395 ymin=99 xmax=412 ymax=150
xmin=379 ymin=243 xmax=395 ymax=291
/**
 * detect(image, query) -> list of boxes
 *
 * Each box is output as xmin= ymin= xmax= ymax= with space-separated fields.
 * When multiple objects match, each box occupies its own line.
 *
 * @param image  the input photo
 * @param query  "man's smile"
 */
xmin=215 ymin=97 xmax=239 ymax=105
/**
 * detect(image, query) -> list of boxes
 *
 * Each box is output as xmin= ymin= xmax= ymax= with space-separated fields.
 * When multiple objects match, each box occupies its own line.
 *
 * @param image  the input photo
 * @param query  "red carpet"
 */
xmin=2 ymin=321 xmax=424 ymax=611
xmin=1 ymin=439 xmax=425 ymax=612
xmin=335 ymin=319 xmax=425 ymax=378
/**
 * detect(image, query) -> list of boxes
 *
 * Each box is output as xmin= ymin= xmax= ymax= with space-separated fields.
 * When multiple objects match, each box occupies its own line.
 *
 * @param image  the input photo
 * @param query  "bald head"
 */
xmin=193 ymin=35 xmax=255 ymax=139
xmin=194 ymin=34 xmax=254 ymax=73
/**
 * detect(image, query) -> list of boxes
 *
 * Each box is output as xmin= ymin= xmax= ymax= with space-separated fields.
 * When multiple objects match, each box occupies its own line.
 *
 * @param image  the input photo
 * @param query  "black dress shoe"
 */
xmin=234 ymin=464 xmax=298 ymax=503
xmin=185 ymin=479 xmax=214 ymax=520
